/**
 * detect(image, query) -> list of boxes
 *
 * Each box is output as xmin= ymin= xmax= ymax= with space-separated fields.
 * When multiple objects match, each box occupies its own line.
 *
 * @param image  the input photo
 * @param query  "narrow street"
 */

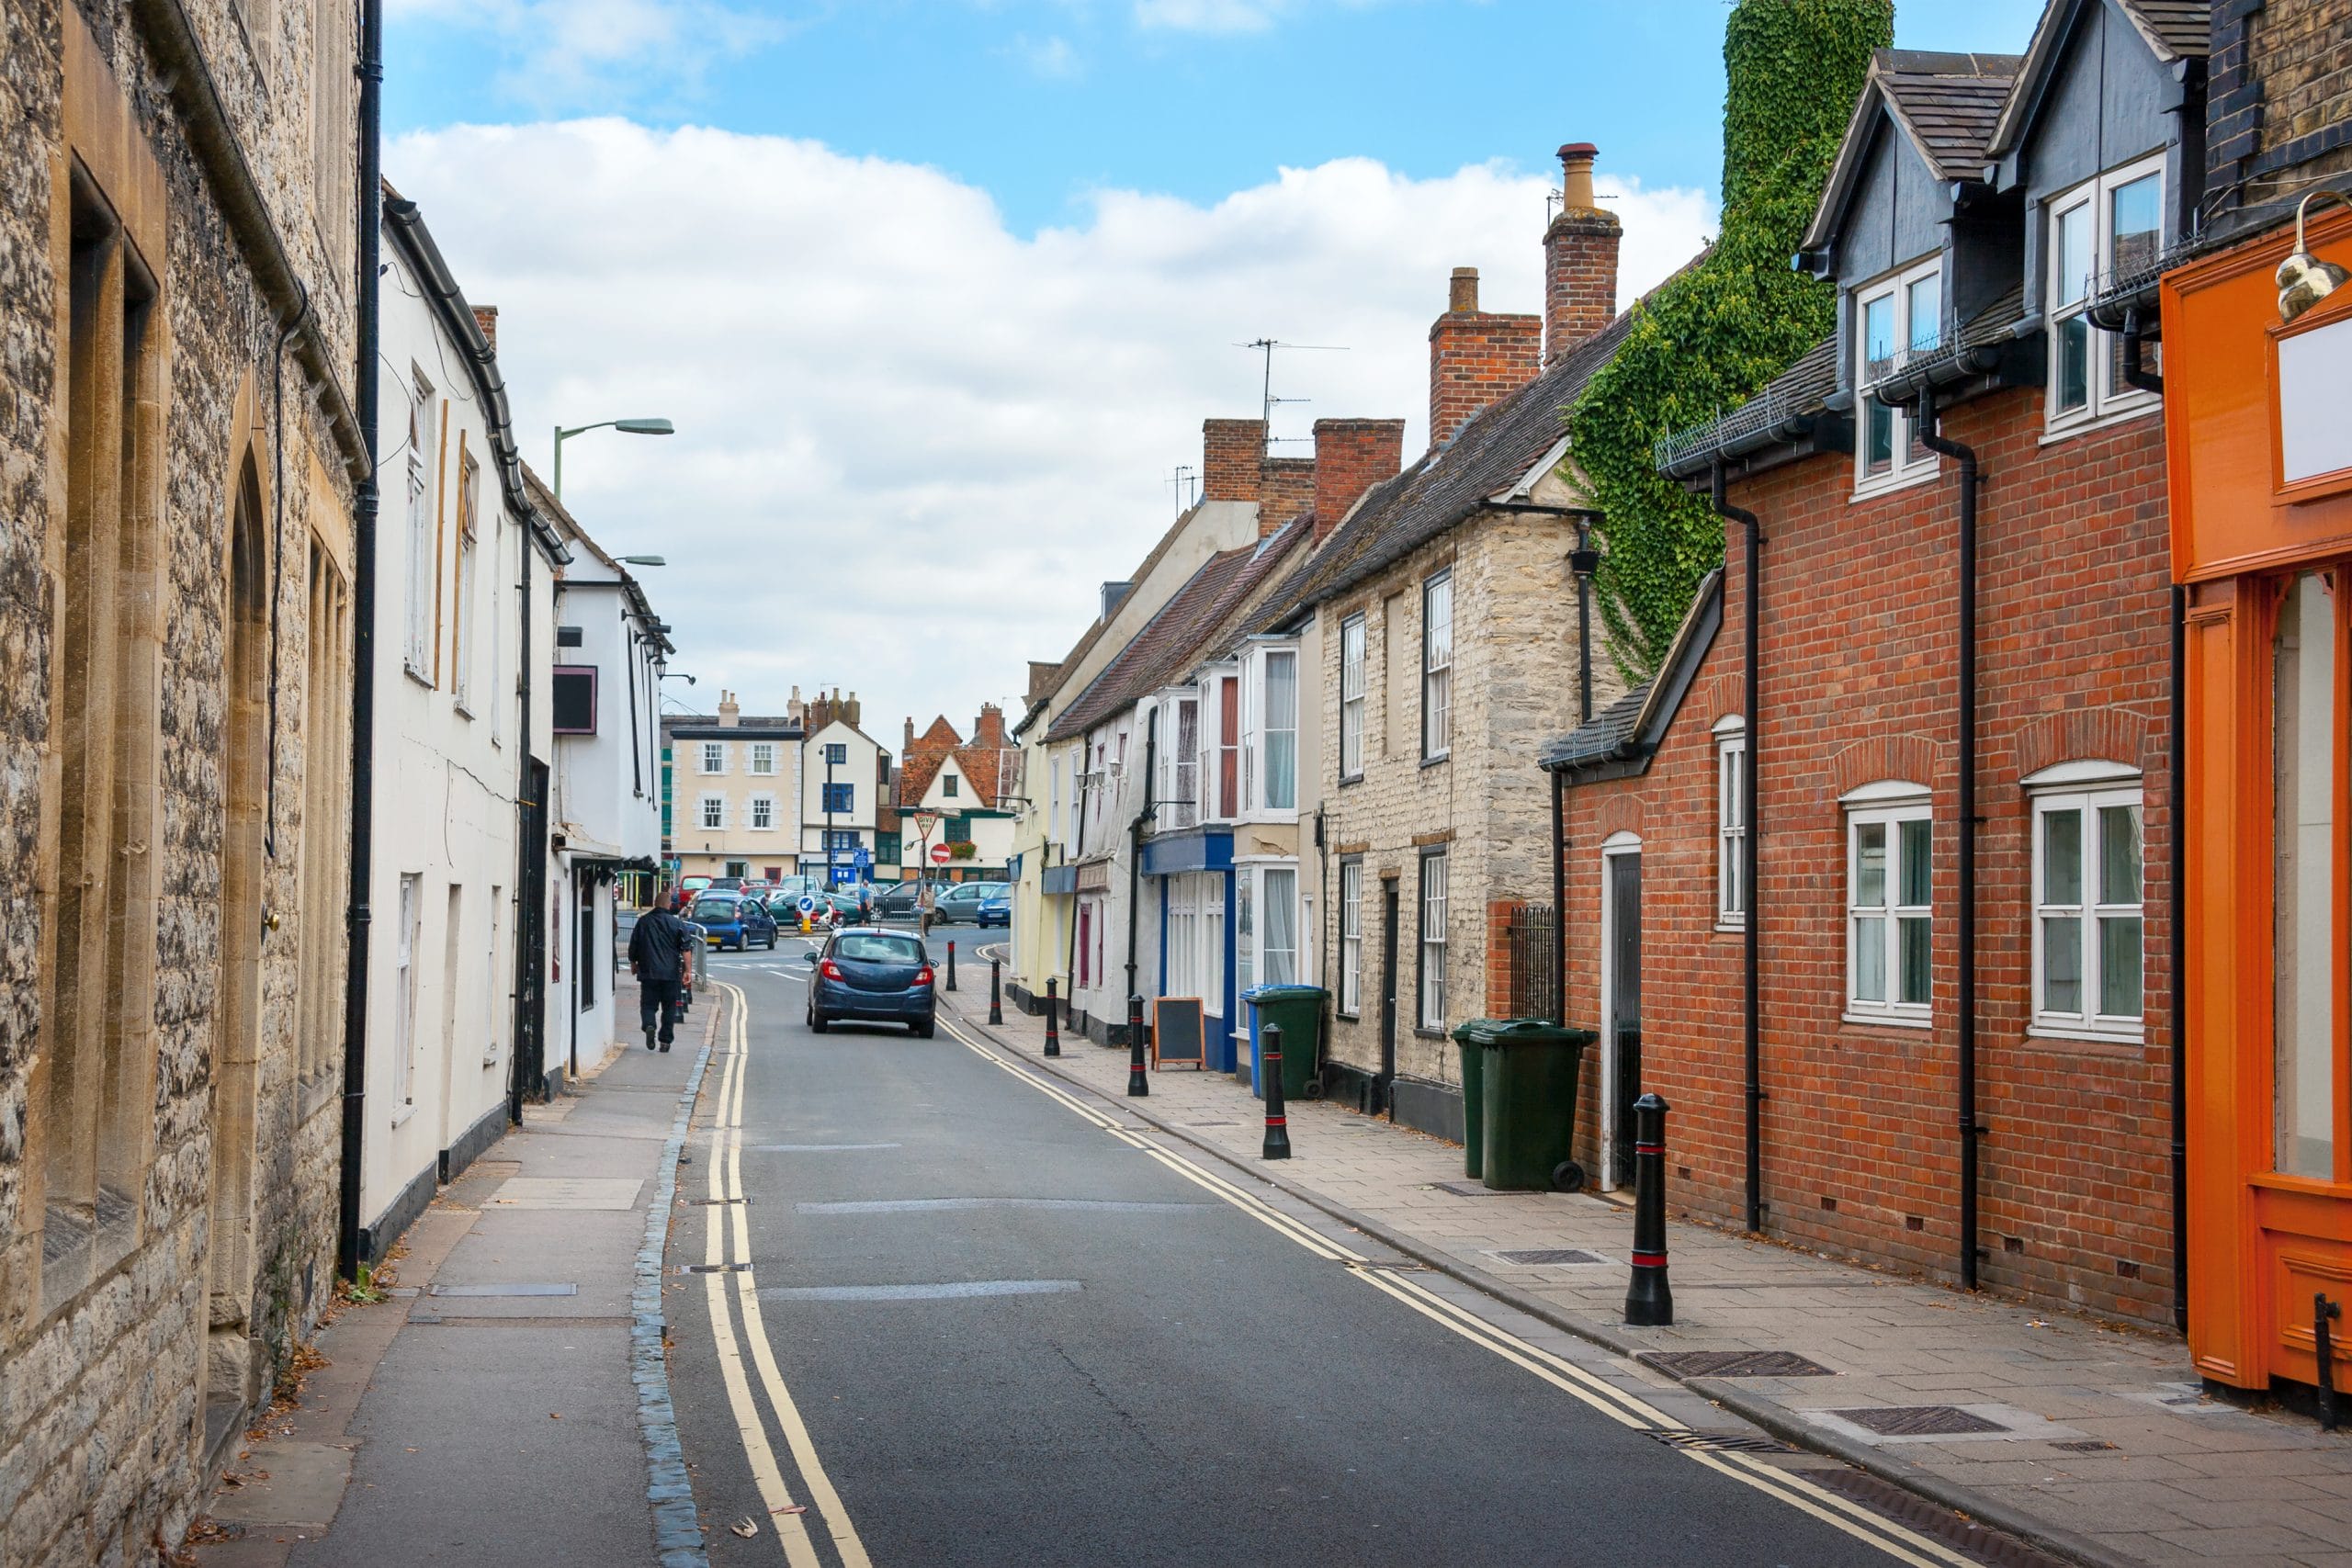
xmin=664 ymin=939 xmax=1946 ymax=1567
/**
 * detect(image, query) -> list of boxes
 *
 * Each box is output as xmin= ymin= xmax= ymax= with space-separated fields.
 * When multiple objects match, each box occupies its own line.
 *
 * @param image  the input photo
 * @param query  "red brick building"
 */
xmin=1546 ymin=5 xmax=2207 ymax=1325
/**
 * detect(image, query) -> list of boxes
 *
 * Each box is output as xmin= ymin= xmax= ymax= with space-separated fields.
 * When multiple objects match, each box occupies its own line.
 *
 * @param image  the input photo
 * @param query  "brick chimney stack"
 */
xmin=1259 ymin=457 xmax=1317 ymax=536
xmin=974 ymin=704 xmax=1006 ymax=748
xmin=904 ymin=717 xmax=916 ymax=750
xmin=1312 ymin=419 xmax=1406 ymax=542
xmin=473 ymin=305 xmax=498 ymax=354
xmin=1543 ymin=142 xmax=1621 ymax=364
xmin=1202 ymin=418 xmax=1267 ymax=502
xmin=1428 ymin=267 xmax=1542 ymax=452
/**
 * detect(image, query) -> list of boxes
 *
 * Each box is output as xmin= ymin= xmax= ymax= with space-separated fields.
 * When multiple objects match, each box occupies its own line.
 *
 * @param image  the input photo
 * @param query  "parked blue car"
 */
xmin=978 ymin=885 xmax=1012 ymax=929
xmin=805 ymin=928 xmax=934 ymax=1037
xmin=690 ymin=891 xmax=778 ymax=952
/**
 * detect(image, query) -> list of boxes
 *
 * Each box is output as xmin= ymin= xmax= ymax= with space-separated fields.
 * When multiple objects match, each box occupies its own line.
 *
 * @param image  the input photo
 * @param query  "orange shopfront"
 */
xmin=2168 ymin=198 xmax=2352 ymax=1395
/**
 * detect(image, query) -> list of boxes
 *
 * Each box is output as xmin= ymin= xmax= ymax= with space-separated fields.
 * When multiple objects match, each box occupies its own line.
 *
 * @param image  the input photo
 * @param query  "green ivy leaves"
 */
xmin=1567 ymin=0 xmax=1891 ymax=676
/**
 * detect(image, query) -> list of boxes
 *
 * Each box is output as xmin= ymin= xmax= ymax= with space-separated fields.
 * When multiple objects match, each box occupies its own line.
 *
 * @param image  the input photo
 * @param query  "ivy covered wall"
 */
xmin=1568 ymin=0 xmax=1892 ymax=672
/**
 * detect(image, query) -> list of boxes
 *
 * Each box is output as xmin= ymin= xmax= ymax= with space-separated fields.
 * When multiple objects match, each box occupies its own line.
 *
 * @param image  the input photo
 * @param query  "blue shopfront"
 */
xmin=1141 ymin=829 xmax=1238 ymax=1073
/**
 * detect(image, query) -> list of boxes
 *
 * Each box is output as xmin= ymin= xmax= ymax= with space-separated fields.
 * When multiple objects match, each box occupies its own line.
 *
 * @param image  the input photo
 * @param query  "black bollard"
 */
xmin=1044 ymin=978 xmax=1061 ymax=1057
xmin=1261 ymin=1022 xmax=1292 ymax=1160
xmin=1624 ymin=1092 xmax=1673 ymax=1326
xmin=989 ymin=959 xmax=1003 ymax=1025
xmin=1126 ymin=995 xmax=1149 ymax=1097
xmin=946 ymin=940 xmax=957 ymax=992
xmin=2322 ymin=1293 xmax=2344 ymax=1431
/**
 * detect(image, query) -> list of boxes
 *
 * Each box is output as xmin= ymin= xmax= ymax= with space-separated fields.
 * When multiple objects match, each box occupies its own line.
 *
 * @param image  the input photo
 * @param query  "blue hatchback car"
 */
xmin=806 ymin=928 xmax=934 ymax=1037
xmin=689 ymin=891 xmax=778 ymax=952
xmin=978 ymin=885 xmax=1012 ymax=929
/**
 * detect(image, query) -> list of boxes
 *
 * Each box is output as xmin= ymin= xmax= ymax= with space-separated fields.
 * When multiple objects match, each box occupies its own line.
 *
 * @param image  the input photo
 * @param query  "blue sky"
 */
xmin=388 ymin=1 xmax=2051 ymax=236
xmin=380 ymin=0 xmax=2056 ymax=735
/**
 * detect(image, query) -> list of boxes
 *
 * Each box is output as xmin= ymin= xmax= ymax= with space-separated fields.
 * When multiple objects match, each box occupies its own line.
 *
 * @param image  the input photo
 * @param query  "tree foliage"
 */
xmin=1567 ymin=0 xmax=1892 ymax=674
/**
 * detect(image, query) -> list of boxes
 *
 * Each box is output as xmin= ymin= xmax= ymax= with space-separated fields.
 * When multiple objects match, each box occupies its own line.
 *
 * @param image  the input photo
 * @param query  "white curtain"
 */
xmin=1262 ymin=868 xmax=1297 ymax=986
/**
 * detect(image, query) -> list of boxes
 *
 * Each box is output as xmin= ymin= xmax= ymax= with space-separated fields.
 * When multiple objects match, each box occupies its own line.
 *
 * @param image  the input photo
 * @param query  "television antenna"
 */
xmin=1238 ymin=338 xmax=1348 ymax=453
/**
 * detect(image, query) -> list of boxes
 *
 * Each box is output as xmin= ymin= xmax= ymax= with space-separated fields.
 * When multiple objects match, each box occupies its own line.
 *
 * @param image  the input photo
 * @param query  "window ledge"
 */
xmin=402 ymin=663 xmax=435 ymax=691
xmin=1849 ymin=467 xmax=1939 ymax=504
xmin=1414 ymin=1026 xmax=1450 ymax=1040
xmin=1840 ymin=1010 xmax=1932 ymax=1032
xmin=1419 ymin=754 xmax=1451 ymax=771
xmin=1337 ymin=773 xmax=1363 ymax=789
xmin=390 ymin=1100 xmax=418 ymax=1130
xmin=1336 ymin=1010 xmax=1362 ymax=1022
xmin=2039 ymin=400 xmax=2160 ymax=446
xmin=1714 ymin=919 xmax=1746 ymax=934
xmin=2026 ymin=1023 xmax=2147 ymax=1049
xmin=454 ymin=701 xmax=475 ymax=720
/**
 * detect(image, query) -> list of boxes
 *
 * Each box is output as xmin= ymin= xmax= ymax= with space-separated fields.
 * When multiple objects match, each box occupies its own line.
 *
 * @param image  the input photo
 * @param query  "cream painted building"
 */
xmin=665 ymin=691 xmax=806 ymax=883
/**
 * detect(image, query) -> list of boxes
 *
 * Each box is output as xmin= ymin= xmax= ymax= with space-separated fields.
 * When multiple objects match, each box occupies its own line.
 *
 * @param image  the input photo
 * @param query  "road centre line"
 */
xmin=933 ymin=1011 xmax=1979 ymax=1568
xmin=703 ymin=983 xmax=874 ymax=1568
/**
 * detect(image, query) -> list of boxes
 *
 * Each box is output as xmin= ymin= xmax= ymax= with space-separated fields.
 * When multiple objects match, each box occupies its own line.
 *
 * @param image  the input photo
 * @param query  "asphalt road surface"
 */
xmin=664 ymin=935 xmax=1954 ymax=1567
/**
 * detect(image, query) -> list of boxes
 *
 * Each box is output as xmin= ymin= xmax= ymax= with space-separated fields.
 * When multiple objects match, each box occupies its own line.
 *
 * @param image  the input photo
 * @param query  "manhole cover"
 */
xmin=1812 ymin=1470 xmax=2074 ymax=1567
xmin=1432 ymin=1180 xmax=1515 ymax=1198
xmin=1641 ymin=1349 xmax=1837 ymax=1379
xmin=1826 ymin=1404 xmax=2008 ymax=1437
xmin=1645 ymin=1428 xmax=1793 ymax=1454
xmin=1493 ymin=1248 xmax=1611 ymax=1267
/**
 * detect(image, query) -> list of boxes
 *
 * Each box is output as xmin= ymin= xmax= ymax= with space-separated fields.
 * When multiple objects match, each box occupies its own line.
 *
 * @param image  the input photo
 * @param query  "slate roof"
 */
xmin=1877 ymin=51 xmax=2024 ymax=178
xmin=2115 ymin=0 xmax=2209 ymax=60
xmin=1540 ymin=570 xmax=1724 ymax=778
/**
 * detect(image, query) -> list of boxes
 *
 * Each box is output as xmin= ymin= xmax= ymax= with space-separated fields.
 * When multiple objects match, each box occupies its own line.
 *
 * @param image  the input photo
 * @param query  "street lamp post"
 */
xmin=551 ymin=417 xmax=674 ymax=499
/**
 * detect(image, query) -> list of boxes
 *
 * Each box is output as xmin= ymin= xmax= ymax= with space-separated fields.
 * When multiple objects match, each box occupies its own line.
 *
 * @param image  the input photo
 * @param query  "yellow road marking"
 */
xmin=937 ymin=1005 xmax=1984 ymax=1568
xmin=703 ymin=982 xmax=873 ymax=1567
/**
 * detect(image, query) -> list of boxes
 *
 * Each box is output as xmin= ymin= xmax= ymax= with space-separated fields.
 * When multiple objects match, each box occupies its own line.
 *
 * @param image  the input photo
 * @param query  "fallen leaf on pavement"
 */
xmin=548 ymin=1413 xmax=562 ymax=1420
xmin=730 ymin=1518 xmax=759 ymax=1538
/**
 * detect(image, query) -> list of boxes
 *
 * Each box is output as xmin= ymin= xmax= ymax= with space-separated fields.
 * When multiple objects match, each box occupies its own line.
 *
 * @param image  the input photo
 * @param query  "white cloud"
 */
xmin=1005 ymin=32 xmax=1084 ymax=76
xmin=386 ymin=0 xmax=786 ymax=109
xmin=1132 ymin=0 xmax=1285 ymax=31
xmin=385 ymin=118 xmax=1713 ymax=735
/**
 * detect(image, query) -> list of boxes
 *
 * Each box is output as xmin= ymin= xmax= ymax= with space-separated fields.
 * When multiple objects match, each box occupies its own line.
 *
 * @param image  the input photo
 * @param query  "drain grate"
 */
xmin=1825 ymin=1404 xmax=2008 ymax=1438
xmin=1645 ymin=1428 xmax=1794 ymax=1454
xmin=2050 ymin=1438 xmax=2117 ymax=1452
xmin=1641 ymin=1349 xmax=1837 ymax=1379
xmin=1812 ymin=1470 xmax=2075 ymax=1567
xmin=676 ymin=1262 xmax=752 ymax=1274
xmin=1492 ymin=1247 xmax=1611 ymax=1267
xmin=1432 ymin=1180 xmax=1516 ymax=1198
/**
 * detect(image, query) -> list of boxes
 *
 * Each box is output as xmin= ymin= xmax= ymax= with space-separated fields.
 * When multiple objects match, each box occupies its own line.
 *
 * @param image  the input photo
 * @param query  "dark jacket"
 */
xmin=629 ymin=908 xmax=694 ymax=983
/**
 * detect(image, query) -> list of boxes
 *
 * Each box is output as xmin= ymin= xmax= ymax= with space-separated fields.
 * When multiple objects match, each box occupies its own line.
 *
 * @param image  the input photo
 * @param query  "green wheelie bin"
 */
xmin=1456 ymin=1019 xmax=1597 ymax=1191
xmin=1449 ymin=1022 xmax=1487 ymax=1179
xmin=1240 ymin=985 xmax=1327 ymax=1101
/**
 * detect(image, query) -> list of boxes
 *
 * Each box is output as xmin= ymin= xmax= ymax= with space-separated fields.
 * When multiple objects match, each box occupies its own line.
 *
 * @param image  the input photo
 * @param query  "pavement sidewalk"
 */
xmin=942 ymin=962 xmax=2352 ymax=1568
xmin=188 ymin=1005 xmax=717 ymax=1568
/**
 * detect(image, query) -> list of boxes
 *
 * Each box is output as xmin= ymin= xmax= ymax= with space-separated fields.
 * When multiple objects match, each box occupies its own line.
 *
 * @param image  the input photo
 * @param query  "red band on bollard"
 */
xmin=1634 ymin=1142 xmax=1664 ymax=1155
xmin=1265 ymin=1116 xmax=1287 ymax=1126
xmin=1631 ymin=1250 xmax=1668 ymax=1268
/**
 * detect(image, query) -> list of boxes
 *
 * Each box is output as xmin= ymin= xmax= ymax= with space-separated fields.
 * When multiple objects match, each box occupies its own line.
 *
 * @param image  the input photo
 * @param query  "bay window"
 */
xmin=1259 ymin=648 xmax=1297 ymax=811
xmin=1340 ymin=614 xmax=1366 ymax=780
xmin=2048 ymin=154 xmax=2164 ymax=429
xmin=1164 ymin=693 xmax=1200 ymax=830
xmin=1216 ymin=674 xmax=1239 ymax=818
xmin=1854 ymin=256 xmax=1941 ymax=494
xmin=1261 ymin=867 xmax=1297 ymax=987
xmin=2028 ymin=768 xmax=2143 ymax=1040
xmin=1236 ymin=873 xmax=1255 ymax=998
xmin=1845 ymin=784 xmax=1930 ymax=1024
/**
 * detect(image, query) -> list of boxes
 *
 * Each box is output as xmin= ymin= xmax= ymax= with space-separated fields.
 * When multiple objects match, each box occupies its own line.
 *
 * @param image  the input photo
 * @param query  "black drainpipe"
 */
xmin=1713 ymin=461 xmax=1765 ymax=1235
xmin=1125 ymin=709 xmax=1159 ymax=1020
xmin=1916 ymin=389 xmax=1983 ymax=1292
xmin=1551 ymin=768 xmax=1567 ymax=1026
xmin=337 ymin=0 xmax=383 ymax=1280
xmin=2119 ymin=308 xmax=2185 ymax=1331
xmin=508 ymin=530 xmax=536 ymax=1127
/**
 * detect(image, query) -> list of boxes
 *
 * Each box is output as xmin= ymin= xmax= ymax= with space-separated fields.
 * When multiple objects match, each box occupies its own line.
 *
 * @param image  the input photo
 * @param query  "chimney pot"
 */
xmin=1448 ymin=266 xmax=1481 ymax=313
xmin=1544 ymin=140 xmax=1621 ymax=365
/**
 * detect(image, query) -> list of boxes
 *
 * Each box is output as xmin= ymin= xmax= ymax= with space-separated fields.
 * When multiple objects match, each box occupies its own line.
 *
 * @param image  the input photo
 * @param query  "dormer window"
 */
xmin=1854 ymin=256 xmax=1941 ymax=497
xmin=2047 ymin=154 xmax=2164 ymax=431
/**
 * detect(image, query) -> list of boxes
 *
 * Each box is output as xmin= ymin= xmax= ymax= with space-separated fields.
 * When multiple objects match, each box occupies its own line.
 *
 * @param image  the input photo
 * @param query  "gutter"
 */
xmin=130 ymin=0 xmax=368 ymax=478
xmin=1915 ymin=387 xmax=1984 ymax=1293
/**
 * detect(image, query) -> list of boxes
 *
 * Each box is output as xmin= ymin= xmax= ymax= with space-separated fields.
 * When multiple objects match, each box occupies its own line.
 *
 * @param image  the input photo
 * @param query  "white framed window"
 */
xmin=402 ymin=367 xmax=435 ymax=679
xmin=750 ymin=795 xmax=775 ymax=831
xmin=1715 ymin=716 xmax=1747 ymax=929
xmin=1261 ymin=649 xmax=1297 ymax=811
xmin=392 ymin=874 xmax=420 ymax=1107
xmin=1845 ymin=784 xmax=1931 ymax=1025
xmin=1339 ymin=614 xmax=1366 ymax=780
xmin=2028 ymin=765 xmax=2144 ymax=1040
xmin=2048 ymin=153 xmax=2165 ymax=431
xmin=1418 ymin=849 xmax=1449 ymax=1029
xmin=1261 ymin=866 xmax=1298 ymax=987
xmin=750 ymin=741 xmax=776 ymax=776
xmin=700 ymin=741 xmax=725 ymax=774
xmin=944 ymin=773 xmax=960 ymax=799
xmin=1339 ymin=859 xmax=1363 ymax=1015
xmin=1169 ymin=694 xmax=1200 ymax=830
xmin=699 ymin=794 xmax=724 ymax=831
xmin=1421 ymin=571 xmax=1453 ymax=761
xmin=1235 ymin=872 xmax=1255 ymax=998
xmin=1853 ymin=256 xmax=1941 ymax=496
xmin=1214 ymin=671 xmax=1240 ymax=819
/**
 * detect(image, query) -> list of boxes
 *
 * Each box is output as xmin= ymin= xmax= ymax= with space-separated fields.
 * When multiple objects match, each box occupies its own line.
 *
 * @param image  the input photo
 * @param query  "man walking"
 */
xmin=629 ymin=886 xmax=695 ymax=1052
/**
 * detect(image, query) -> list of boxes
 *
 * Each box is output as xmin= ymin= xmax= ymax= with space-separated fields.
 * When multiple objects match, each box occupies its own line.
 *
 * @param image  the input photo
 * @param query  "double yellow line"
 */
xmin=934 ymin=1014 xmax=1980 ymax=1568
xmin=703 ymin=982 xmax=871 ymax=1568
